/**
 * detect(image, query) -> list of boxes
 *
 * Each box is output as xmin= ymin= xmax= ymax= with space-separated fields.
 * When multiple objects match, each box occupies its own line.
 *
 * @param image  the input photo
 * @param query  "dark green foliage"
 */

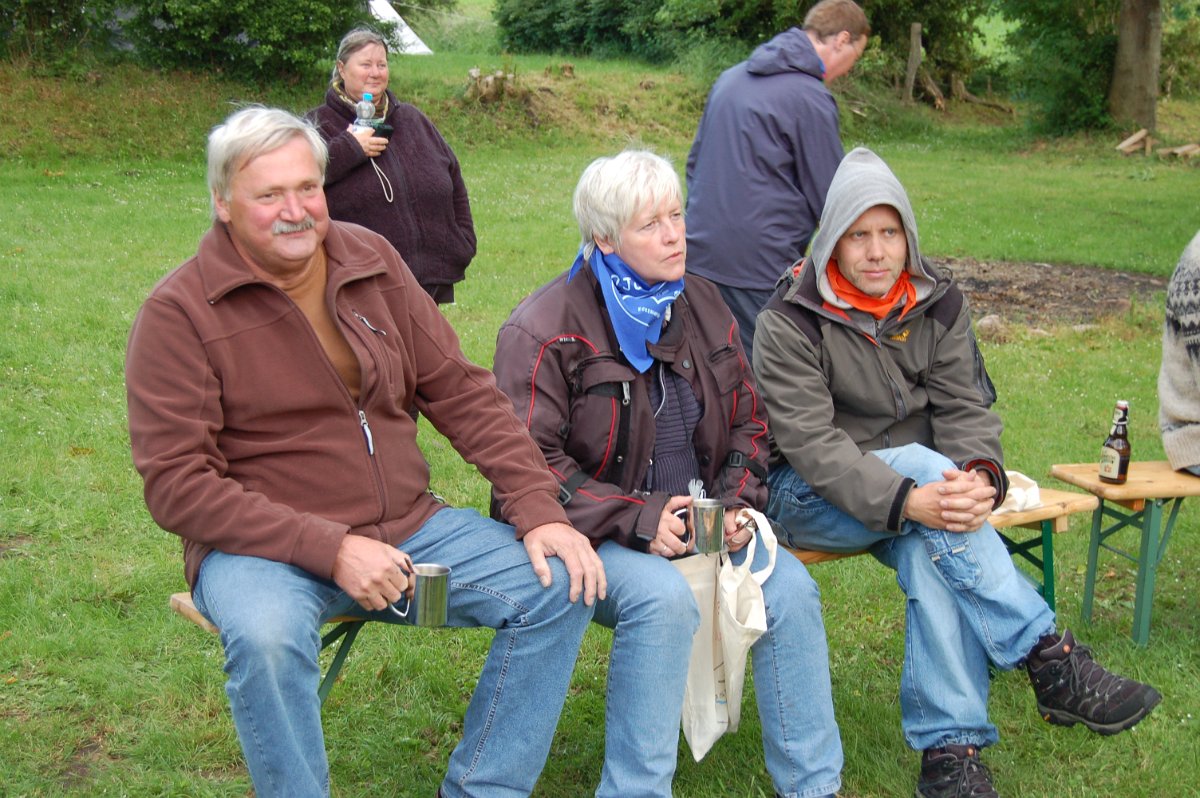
xmin=866 ymin=0 xmax=991 ymax=79
xmin=494 ymin=0 xmax=996 ymax=87
xmin=493 ymin=0 xmax=667 ymax=60
xmin=997 ymin=0 xmax=1120 ymax=134
xmin=120 ymin=0 xmax=383 ymax=82
xmin=0 ymin=0 xmax=121 ymax=62
xmin=1163 ymin=0 xmax=1200 ymax=96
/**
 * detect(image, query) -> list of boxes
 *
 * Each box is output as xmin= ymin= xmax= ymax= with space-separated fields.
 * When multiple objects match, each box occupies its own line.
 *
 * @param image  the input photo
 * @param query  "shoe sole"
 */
xmin=1037 ymin=688 xmax=1163 ymax=735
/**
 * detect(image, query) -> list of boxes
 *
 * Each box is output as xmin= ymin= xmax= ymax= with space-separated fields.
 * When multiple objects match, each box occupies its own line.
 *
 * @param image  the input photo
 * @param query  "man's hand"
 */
xmin=332 ymin=535 xmax=414 ymax=612
xmin=523 ymin=522 xmax=607 ymax=606
xmin=651 ymin=495 xmax=693 ymax=558
xmin=903 ymin=468 xmax=997 ymax=533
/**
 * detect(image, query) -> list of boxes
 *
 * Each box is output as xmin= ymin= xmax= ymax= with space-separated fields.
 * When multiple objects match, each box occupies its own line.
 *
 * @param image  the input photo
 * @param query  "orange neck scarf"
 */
xmin=826 ymin=259 xmax=917 ymax=321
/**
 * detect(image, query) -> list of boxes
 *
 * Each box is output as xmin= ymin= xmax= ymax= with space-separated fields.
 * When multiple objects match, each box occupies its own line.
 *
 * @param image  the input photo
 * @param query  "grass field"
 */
xmin=2 ymin=15 xmax=1199 ymax=797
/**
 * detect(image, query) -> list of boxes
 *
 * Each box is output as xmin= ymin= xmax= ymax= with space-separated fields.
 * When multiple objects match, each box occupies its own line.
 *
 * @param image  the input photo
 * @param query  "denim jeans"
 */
xmin=591 ymin=535 xmax=842 ymax=798
xmin=766 ymin=443 xmax=1056 ymax=752
xmin=192 ymin=507 xmax=594 ymax=798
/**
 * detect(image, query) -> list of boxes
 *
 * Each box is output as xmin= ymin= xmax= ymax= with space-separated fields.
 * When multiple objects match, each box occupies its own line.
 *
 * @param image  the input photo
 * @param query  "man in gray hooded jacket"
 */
xmin=753 ymin=147 xmax=1161 ymax=798
xmin=685 ymin=0 xmax=869 ymax=361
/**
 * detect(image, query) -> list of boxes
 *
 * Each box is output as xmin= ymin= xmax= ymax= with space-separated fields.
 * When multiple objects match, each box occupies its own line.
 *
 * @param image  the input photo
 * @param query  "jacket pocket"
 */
xmin=707 ymin=344 xmax=743 ymax=395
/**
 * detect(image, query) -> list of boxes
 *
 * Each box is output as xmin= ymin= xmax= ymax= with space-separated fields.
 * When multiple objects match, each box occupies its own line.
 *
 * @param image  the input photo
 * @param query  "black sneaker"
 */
xmin=1026 ymin=629 xmax=1162 ymax=735
xmin=915 ymin=744 xmax=999 ymax=798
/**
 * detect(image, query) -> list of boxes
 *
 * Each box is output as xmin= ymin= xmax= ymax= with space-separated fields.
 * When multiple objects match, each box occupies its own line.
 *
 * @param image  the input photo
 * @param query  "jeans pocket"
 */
xmin=765 ymin=474 xmax=828 ymax=546
xmin=922 ymin=530 xmax=982 ymax=589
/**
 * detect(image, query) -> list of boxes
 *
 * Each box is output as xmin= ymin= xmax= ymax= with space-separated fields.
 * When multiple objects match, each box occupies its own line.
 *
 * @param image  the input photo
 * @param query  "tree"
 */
xmin=1108 ymin=0 xmax=1163 ymax=131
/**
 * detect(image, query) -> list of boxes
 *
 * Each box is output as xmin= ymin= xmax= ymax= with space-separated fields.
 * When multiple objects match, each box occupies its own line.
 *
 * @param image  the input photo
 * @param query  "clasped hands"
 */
xmin=903 ymin=467 xmax=996 ymax=533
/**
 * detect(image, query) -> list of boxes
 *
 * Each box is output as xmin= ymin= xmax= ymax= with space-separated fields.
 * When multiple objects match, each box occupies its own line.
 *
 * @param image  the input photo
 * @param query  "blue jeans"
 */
xmin=192 ymin=507 xmax=594 ymax=798
xmin=766 ymin=443 xmax=1056 ymax=752
xmin=591 ymin=536 xmax=842 ymax=798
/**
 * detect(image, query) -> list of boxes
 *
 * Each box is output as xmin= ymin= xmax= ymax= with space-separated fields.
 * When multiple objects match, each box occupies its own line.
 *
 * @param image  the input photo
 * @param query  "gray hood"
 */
xmin=808 ymin=147 xmax=935 ymax=308
xmin=746 ymin=27 xmax=825 ymax=79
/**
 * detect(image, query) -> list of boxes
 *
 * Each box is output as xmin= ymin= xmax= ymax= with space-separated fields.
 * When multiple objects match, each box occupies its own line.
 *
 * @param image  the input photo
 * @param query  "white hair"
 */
xmin=573 ymin=150 xmax=682 ymax=259
xmin=207 ymin=106 xmax=328 ymax=221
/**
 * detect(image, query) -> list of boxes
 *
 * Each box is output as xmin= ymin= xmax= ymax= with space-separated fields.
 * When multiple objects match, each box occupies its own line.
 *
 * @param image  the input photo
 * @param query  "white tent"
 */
xmin=369 ymin=0 xmax=433 ymax=55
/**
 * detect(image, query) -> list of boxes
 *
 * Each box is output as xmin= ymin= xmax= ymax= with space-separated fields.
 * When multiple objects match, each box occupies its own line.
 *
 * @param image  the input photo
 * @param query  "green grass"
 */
xmin=2 ymin=38 xmax=1199 ymax=798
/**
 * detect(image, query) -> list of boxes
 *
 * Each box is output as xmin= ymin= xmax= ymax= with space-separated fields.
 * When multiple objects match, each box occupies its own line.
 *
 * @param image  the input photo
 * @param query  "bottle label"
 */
xmin=1099 ymin=446 xmax=1122 ymax=478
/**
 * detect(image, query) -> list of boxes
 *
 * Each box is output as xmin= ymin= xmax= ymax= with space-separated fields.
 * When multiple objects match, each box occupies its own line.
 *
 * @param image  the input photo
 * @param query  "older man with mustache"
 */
xmin=125 ymin=106 xmax=605 ymax=798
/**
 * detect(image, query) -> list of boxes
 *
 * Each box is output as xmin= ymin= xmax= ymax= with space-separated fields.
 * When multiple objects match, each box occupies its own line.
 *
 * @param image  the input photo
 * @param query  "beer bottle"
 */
xmin=1099 ymin=400 xmax=1131 ymax=484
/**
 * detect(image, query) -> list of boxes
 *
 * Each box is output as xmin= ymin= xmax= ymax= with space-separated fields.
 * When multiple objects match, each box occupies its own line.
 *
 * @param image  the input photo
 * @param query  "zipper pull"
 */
xmin=354 ymin=311 xmax=387 ymax=336
xmin=621 ymin=382 xmax=630 ymax=406
xmin=358 ymin=410 xmax=375 ymax=455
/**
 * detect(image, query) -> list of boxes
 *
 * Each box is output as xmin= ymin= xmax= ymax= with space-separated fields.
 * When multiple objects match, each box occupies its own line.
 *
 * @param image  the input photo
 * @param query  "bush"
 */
xmin=1162 ymin=2 xmax=1200 ymax=97
xmin=997 ymin=0 xmax=1121 ymax=134
xmin=493 ymin=0 xmax=666 ymax=60
xmin=0 ymin=0 xmax=121 ymax=63
xmin=121 ymin=0 xmax=383 ymax=82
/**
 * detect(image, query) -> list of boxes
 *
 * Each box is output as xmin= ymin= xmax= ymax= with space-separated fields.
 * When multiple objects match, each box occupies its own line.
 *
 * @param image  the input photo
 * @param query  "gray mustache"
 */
xmin=273 ymin=217 xmax=316 ymax=235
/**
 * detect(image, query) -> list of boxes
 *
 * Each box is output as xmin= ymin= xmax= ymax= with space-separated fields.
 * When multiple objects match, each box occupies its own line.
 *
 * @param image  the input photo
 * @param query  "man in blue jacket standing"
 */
xmin=685 ymin=0 xmax=869 ymax=361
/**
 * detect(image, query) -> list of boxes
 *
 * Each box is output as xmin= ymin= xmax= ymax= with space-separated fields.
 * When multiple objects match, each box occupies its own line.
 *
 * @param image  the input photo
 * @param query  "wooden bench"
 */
xmin=170 ymin=592 xmax=366 ymax=704
xmin=1050 ymin=461 xmax=1200 ymax=646
xmin=786 ymin=486 xmax=1099 ymax=612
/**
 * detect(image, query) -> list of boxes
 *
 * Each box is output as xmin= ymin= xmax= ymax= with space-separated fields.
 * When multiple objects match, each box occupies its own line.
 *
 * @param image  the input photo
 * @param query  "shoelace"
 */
xmin=952 ymin=756 xmax=998 ymax=797
xmin=1061 ymin=645 xmax=1128 ymax=700
xmin=927 ymin=750 xmax=997 ymax=797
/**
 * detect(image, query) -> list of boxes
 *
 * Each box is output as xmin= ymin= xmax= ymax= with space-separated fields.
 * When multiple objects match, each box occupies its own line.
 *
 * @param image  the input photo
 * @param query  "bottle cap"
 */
xmin=362 ymin=93 xmax=373 ymax=101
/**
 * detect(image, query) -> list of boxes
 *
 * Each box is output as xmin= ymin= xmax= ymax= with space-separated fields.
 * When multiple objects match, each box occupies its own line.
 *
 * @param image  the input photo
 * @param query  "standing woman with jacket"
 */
xmin=309 ymin=28 xmax=476 ymax=304
xmin=491 ymin=150 xmax=843 ymax=798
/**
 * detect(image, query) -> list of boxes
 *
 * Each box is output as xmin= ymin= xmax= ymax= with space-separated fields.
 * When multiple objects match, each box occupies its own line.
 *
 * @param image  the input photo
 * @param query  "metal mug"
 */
xmin=688 ymin=497 xmax=726 ymax=554
xmin=389 ymin=563 xmax=450 ymax=627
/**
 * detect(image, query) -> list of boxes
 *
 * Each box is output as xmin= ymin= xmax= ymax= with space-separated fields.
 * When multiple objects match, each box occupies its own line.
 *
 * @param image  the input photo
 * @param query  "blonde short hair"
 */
xmin=573 ymin=150 xmax=682 ymax=259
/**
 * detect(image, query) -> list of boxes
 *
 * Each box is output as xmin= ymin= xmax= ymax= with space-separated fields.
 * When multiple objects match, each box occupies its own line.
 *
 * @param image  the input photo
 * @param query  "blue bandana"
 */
xmin=568 ymin=246 xmax=685 ymax=373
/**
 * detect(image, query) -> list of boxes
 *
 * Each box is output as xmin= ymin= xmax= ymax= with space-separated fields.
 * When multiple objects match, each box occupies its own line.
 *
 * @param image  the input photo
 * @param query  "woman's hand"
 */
xmin=650 ymin=495 xmax=692 ymax=558
xmin=724 ymin=508 xmax=756 ymax=553
xmin=349 ymin=124 xmax=389 ymax=158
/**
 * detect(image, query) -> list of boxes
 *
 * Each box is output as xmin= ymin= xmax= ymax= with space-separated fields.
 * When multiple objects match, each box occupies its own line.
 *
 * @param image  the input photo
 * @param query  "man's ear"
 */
xmin=595 ymin=235 xmax=616 ymax=256
xmin=837 ymin=30 xmax=852 ymax=49
xmin=213 ymin=192 xmax=232 ymax=224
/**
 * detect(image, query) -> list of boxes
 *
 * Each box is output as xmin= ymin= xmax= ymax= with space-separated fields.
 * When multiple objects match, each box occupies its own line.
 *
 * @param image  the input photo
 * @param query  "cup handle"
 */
xmin=388 ymin=596 xmax=411 ymax=619
xmin=673 ymin=507 xmax=692 ymax=547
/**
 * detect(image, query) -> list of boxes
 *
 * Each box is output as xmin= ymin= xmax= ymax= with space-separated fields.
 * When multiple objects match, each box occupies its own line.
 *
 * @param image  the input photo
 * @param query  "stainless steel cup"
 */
xmin=390 ymin=563 xmax=450 ymax=626
xmin=688 ymin=498 xmax=726 ymax=554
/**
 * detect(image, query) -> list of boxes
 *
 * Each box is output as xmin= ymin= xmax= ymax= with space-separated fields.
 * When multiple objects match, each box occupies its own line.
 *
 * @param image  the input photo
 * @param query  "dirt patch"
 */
xmin=934 ymin=257 xmax=1168 ymax=327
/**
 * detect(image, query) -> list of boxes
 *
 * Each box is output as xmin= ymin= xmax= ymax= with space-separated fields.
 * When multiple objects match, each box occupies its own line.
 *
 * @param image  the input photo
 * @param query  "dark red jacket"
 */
xmin=492 ymin=265 xmax=769 ymax=551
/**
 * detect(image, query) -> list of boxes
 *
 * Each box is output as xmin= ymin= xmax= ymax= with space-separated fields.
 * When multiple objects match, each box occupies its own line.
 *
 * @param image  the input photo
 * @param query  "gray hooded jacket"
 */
xmin=685 ymin=27 xmax=844 ymax=291
xmin=753 ymin=148 xmax=1005 ymax=533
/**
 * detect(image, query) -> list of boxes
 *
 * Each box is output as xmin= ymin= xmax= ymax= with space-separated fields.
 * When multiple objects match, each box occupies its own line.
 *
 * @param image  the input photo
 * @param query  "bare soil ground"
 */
xmin=933 ymin=257 xmax=1168 ymax=327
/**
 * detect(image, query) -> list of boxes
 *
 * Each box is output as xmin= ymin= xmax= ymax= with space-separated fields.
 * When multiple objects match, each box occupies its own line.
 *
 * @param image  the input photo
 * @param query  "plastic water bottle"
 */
xmin=353 ymin=93 xmax=376 ymax=133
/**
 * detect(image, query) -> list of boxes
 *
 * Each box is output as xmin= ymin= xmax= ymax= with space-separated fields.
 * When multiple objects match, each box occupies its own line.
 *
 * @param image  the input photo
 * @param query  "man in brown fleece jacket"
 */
xmin=126 ymin=106 xmax=604 ymax=798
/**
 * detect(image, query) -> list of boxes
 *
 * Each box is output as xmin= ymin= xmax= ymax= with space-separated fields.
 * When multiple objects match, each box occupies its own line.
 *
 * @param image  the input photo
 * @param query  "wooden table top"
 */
xmin=990 ymin=487 xmax=1098 ymax=529
xmin=1050 ymin=461 xmax=1200 ymax=501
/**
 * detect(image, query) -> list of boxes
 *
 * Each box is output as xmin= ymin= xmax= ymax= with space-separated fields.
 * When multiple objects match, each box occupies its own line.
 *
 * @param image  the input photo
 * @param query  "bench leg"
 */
xmin=1039 ymin=519 xmax=1055 ymax=612
xmin=318 ymin=620 xmax=366 ymax=705
xmin=1082 ymin=504 xmax=1104 ymax=626
xmin=996 ymin=520 xmax=1056 ymax=612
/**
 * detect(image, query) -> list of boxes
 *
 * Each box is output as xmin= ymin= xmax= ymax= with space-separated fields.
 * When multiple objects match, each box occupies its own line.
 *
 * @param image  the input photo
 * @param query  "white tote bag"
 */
xmin=674 ymin=509 xmax=778 ymax=761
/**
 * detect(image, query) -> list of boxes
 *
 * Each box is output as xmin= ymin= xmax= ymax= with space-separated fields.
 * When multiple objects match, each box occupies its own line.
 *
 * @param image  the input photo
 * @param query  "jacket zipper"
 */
xmin=358 ymin=410 xmax=375 ymax=455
